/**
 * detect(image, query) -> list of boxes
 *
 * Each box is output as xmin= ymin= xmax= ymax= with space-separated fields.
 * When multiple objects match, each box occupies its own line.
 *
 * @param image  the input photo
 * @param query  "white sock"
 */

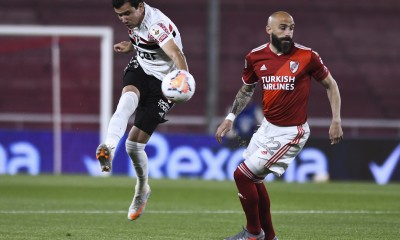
xmin=105 ymin=92 xmax=138 ymax=148
xmin=125 ymin=140 xmax=149 ymax=194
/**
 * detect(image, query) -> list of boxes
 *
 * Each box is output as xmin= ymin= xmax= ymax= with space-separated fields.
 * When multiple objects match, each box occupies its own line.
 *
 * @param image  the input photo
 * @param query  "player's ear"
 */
xmin=266 ymin=25 xmax=272 ymax=34
xmin=137 ymin=2 xmax=144 ymax=10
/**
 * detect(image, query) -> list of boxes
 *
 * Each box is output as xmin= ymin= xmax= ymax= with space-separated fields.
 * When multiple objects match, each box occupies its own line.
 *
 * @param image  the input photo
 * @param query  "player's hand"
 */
xmin=114 ymin=41 xmax=133 ymax=53
xmin=329 ymin=121 xmax=343 ymax=145
xmin=215 ymin=120 xmax=233 ymax=144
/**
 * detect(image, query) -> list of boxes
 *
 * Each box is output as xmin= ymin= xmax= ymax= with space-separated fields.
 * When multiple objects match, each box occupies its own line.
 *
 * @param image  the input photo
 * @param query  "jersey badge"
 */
xmin=290 ymin=61 xmax=299 ymax=74
xmin=151 ymin=28 xmax=160 ymax=36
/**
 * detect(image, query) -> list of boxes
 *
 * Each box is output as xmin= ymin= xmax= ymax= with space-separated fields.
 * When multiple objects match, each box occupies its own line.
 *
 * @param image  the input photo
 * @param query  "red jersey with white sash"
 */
xmin=242 ymin=42 xmax=329 ymax=126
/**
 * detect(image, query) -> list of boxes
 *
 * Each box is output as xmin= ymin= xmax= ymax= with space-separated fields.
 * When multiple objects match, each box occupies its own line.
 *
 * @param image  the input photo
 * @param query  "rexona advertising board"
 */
xmin=0 ymin=130 xmax=399 ymax=184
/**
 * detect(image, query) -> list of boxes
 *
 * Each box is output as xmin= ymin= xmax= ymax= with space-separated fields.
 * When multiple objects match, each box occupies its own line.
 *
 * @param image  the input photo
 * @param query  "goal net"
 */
xmin=0 ymin=25 xmax=113 ymax=174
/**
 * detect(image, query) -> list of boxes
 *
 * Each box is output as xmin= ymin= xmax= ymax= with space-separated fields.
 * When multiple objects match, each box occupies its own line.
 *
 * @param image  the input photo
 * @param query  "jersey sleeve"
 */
xmin=309 ymin=51 xmax=330 ymax=82
xmin=242 ymin=53 xmax=258 ymax=85
xmin=148 ymin=21 xmax=174 ymax=47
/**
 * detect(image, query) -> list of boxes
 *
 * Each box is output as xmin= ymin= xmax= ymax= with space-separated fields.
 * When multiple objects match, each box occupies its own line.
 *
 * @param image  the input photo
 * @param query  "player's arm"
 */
xmin=114 ymin=41 xmax=134 ymax=53
xmin=161 ymin=39 xmax=189 ymax=71
xmin=215 ymin=83 xmax=256 ymax=144
xmin=320 ymin=73 xmax=343 ymax=145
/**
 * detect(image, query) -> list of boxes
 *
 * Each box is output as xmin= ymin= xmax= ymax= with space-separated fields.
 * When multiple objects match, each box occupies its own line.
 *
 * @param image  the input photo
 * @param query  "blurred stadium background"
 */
xmin=0 ymin=0 xmax=399 ymax=183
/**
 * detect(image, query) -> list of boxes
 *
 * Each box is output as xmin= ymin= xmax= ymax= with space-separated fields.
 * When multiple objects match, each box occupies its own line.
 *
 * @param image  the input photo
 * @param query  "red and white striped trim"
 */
xmin=238 ymin=163 xmax=264 ymax=183
xmin=294 ymin=43 xmax=311 ymax=51
xmin=251 ymin=43 xmax=267 ymax=53
xmin=264 ymin=125 xmax=305 ymax=169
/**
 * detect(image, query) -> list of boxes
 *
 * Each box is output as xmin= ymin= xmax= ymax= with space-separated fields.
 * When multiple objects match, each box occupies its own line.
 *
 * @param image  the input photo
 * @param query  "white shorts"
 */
xmin=242 ymin=118 xmax=310 ymax=178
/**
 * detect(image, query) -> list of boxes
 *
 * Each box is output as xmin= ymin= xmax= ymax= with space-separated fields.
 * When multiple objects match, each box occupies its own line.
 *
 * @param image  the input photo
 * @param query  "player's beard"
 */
xmin=271 ymin=33 xmax=293 ymax=54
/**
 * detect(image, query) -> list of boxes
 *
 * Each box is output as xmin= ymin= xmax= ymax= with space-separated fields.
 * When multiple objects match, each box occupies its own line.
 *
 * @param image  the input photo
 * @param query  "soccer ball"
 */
xmin=161 ymin=69 xmax=195 ymax=103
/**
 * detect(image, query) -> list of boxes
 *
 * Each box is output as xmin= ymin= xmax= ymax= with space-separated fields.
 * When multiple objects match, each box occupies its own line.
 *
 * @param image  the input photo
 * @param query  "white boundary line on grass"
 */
xmin=1 ymin=210 xmax=399 ymax=215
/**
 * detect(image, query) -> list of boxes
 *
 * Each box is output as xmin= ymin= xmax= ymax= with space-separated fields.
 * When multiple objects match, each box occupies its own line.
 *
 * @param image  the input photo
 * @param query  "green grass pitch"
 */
xmin=0 ymin=175 xmax=399 ymax=240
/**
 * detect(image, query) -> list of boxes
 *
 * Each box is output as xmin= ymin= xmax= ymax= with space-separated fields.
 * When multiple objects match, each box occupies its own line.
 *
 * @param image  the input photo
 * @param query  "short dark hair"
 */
xmin=112 ymin=0 xmax=143 ymax=9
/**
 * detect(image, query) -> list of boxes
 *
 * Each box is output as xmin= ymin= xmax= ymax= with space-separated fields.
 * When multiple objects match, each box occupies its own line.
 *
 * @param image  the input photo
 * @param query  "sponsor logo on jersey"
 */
xmin=261 ymin=150 xmax=268 ymax=155
xmin=262 ymin=76 xmax=295 ymax=83
xmin=290 ymin=61 xmax=299 ymax=73
xmin=136 ymin=49 xmax=156 ymax=60
xmin=157 ymin=33 xmax=168 ymax=43
xmin=260 ymin=64 xmax=267 ymax=71
xmin=157 ymin=23 xmax=170 ymax=34
xmin=149 ymin=23 xmax=170 ymax=44
xmin=158 ymin=99 xmax=170 ymax=113
xmin=261 ymin=76 xmax=295 ymax=90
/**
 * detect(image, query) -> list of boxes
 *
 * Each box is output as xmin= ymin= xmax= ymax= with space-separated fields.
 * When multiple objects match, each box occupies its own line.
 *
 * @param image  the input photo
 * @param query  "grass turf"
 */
xmin=0 ymin=175 xmax=399 ymax=240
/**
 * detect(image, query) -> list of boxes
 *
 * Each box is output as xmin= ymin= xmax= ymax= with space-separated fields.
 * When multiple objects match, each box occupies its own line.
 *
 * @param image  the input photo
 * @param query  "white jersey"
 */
xmin=128 ymin=3 xmax=183 ymax=81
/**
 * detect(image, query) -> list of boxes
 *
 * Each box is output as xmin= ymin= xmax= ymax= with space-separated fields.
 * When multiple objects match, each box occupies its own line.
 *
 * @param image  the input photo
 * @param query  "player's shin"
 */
xmin=256 ymin=183 xmax=276 ymax=240
xmin=233 ymin=167 xmax=262 ymax=235
xmin=105 ymin=92 xmax=138 ymax=148
xmin=125 ymin=140 xmax=149 ymax=193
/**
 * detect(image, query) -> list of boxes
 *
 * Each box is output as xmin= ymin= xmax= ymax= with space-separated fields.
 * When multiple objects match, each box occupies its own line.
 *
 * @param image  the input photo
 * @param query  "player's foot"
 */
xmin=96 ymin=144 xmax=113 ymax=172
xmin=127 ymin=187 xmax=151 ymax=221
xmin=224 ymin=227 xmax=265 ymax=240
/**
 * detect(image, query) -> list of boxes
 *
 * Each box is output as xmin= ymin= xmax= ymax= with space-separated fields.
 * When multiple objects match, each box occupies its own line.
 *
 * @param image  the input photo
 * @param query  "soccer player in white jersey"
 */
xmin=96 ymin=0 xmax=189 ymax=221
xmin=215 ymin=11 xmax=343 ymax=240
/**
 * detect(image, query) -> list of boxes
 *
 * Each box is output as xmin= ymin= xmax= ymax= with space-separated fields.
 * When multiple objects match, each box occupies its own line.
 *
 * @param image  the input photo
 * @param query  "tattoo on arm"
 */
xmin=231 ymin=84 xmax=256 ymax=116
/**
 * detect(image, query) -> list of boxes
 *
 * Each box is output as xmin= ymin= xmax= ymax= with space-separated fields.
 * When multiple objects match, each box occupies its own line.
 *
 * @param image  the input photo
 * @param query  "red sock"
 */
xmin=233 ymin=167 xmax=261 ymax=235
xmin=256 ymin=183 xmax=276 ymax=240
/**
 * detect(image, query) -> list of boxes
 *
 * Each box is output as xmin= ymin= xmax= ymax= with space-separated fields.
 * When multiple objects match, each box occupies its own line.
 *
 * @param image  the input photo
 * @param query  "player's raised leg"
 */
xmin=96 ymin=91 xmax=139 ymax=172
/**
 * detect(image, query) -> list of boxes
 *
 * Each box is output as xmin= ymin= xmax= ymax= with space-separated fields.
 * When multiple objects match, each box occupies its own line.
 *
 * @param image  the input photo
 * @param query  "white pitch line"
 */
xmin=0 ymin=210 xmax=399 ymax=215
xmin=273 ymin=210 xmax=400 ymax=214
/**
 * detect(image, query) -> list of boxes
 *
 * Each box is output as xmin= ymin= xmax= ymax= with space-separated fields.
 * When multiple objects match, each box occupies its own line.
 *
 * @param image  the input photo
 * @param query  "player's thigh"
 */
xmin=244 ymin=121 xmax=310 ymax=177
xmin=243 ymin=118 xmax=269 ymax=160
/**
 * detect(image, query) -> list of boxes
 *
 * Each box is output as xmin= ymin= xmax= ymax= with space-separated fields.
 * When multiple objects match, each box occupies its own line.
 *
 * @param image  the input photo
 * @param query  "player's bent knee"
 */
xmin=125 ymin=140 xmax=146 ymax=156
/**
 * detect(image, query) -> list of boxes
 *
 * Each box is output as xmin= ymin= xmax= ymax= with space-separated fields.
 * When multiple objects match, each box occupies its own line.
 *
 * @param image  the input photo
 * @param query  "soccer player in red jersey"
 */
xmin=215 ymin=11 xmax=343 ymax=240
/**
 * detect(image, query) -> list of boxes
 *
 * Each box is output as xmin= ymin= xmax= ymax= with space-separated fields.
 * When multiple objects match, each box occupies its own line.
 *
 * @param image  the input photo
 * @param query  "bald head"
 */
xmin=267 ymin=11 xmax=294 ymax=27
xmin=266 ymin=11 xmax=295 ymax=54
